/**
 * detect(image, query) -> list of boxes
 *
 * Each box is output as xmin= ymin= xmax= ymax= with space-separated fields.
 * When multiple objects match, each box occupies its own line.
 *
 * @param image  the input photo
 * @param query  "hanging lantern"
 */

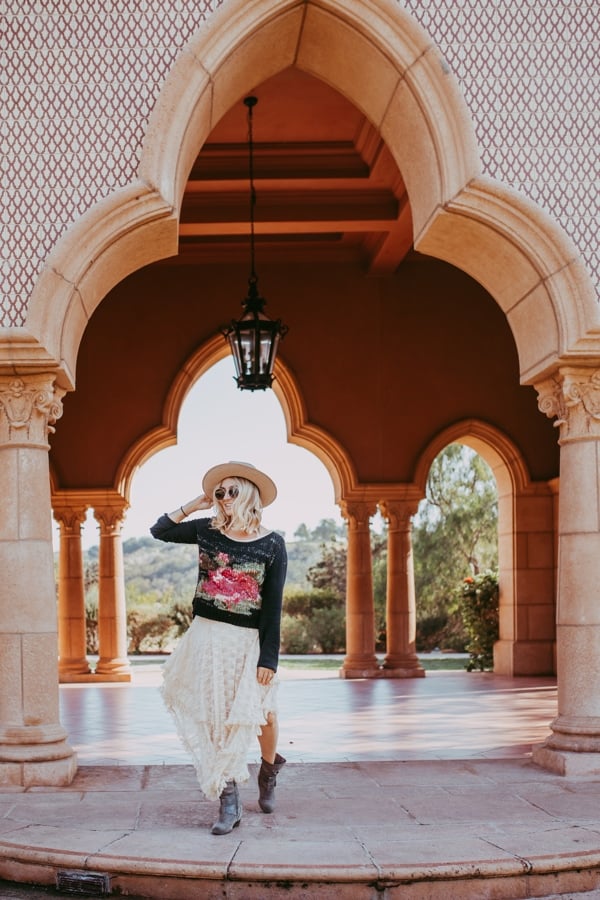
xmin=223 ymin=96 xmax=288 ymax=391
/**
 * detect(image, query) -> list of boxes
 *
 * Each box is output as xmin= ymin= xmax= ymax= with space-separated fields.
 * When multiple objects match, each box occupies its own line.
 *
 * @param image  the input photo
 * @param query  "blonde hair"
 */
xmin=211 ymin=477 xmax=263 ymax=534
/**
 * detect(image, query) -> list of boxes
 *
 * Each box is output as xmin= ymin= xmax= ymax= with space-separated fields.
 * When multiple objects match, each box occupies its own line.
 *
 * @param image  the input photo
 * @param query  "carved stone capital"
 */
xmin=93 ymin=502 xmax=128 ymax=535
xmin=340 ymin=499 xmax=377 ymax=530
xmin=378 ymin=499 xmax=418 ymax=531
xmin=0 ymin=374 xmax=64 ymax=448
xmin=53 ymin=505 xmax=88 ymax=534
xmin=537 ymin=368 xmax=600 ymax=444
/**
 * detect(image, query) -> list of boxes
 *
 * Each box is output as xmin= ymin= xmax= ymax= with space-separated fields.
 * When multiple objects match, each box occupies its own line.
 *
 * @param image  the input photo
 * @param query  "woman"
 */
xmin=150 ymin=461 xmax=287 ymax=835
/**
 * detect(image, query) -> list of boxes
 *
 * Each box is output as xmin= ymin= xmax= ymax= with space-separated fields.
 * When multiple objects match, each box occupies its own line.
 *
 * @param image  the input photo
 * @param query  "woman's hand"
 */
xmin=184 ymin=493 xmax=213 ymax=513
xmin=257 ymin=667 xmax=275 ymax=686
xmin=168 ymin=493 xmax=212 ymax=522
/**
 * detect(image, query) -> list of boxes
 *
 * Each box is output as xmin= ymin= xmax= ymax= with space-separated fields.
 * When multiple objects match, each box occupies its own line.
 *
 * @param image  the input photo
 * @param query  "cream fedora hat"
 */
xmin=202 ymin=461 xmax=277 ymax=507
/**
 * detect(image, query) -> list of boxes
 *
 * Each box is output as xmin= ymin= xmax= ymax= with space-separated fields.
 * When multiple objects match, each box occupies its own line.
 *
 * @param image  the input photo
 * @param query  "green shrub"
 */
xmin=458 ymin=571 xmax=499 ymax=671
xmin=166 ymin=598 xmax=194 ymax=637
xmin=127 ymin=606 xmax=174 ymax=654
xmin=280 ymin=614 xmax=313 ymax=654
xmin=85 ymin=598 xmax=98 ymax=654
xmin=308 ymin=606 xmax=346 ymax=653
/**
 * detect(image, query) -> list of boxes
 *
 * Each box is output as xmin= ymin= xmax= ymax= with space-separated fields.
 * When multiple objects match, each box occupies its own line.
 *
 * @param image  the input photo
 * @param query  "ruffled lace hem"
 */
xmin=160 ymin=616 xmax=278 ymax=800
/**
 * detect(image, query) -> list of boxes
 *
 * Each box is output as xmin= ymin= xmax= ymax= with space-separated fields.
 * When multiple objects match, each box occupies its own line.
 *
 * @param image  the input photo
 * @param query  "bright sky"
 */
xmin=71 ymin=357 xmax=345 ymax=550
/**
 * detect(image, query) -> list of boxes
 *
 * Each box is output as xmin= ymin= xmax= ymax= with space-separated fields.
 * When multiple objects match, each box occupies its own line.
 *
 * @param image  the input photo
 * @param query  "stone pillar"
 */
xmin=0 ymin=374 xmax=77 ymax=786
xmin=53 ymin=502 xmax=92 ymax=681
xmin=93 ymin=499 xmax=131 ymax=681
xmin=379 ymin=500 xmax=425 ymax=677
xmin=533 ymin=368 xmax=600 ymax=775
xmin=339 ymin=500 xmax=379 ymax=678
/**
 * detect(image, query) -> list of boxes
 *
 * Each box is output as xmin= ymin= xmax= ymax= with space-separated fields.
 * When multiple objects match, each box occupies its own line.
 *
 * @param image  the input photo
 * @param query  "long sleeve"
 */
xmin=257 ymin=536 xmax=287 ymax=671
xmin=150 ymin=514 xmax=207 ymax=544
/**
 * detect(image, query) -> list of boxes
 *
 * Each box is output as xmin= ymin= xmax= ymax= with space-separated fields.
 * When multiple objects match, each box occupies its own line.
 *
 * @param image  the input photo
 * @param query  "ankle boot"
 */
xmin=211 ymin=781 xmax=242 ymax=835
xmin=258 ymin=753 xmax=286 ymax=813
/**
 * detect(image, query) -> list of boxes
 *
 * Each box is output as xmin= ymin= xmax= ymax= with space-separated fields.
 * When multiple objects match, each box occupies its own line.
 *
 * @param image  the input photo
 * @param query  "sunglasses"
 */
xmin=214 ymin=486 xmax=239 ymax=501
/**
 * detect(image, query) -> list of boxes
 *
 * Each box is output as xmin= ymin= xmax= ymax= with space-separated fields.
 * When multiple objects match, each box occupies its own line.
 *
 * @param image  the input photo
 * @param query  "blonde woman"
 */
xmin=150 ymin=461 xmax=287 ymax=835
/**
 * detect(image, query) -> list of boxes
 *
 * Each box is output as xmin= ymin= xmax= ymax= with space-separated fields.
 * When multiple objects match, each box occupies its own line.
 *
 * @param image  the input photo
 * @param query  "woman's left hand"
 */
xmin=257 ymin=667 xmax=275 ymax=685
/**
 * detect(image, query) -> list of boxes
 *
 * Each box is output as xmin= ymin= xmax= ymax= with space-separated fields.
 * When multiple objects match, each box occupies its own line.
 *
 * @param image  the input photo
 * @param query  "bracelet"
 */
xmin=180 ymin=505 xmax=187 ymax=517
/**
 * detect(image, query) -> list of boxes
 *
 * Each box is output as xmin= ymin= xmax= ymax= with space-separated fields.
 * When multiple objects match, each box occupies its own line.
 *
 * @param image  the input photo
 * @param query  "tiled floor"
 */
xmin=59 ymin=659 xmax=558 ymax=765
xmin=3 ymin=664 xmax=600 ymax=899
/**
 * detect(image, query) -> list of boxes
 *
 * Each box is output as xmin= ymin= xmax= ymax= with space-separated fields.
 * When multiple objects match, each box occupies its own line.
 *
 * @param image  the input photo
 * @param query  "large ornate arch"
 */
xmin=25 ymin=0 xmax=600 ymax=391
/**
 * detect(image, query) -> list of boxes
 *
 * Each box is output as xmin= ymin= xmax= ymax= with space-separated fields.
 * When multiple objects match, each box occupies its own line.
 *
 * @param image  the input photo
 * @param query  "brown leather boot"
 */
xmin=258 ymin=753 xmax=286 ymax=813
xmin=211 ymin=781 xmax=242 ymax=835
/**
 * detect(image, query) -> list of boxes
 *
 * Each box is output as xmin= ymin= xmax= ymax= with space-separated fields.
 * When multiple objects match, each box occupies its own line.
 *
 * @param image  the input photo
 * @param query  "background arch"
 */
xmin=414 ymin=419 xmax=556 ymax=675
xmin=115 ymin=338 xmax=355 ymax=503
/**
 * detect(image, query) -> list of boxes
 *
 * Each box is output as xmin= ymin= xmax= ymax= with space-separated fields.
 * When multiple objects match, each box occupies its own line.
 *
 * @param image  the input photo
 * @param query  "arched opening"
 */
xmin=415 ymin=422 xmax=556 ymax=676
xmin=9 ymin=0 xmax=600 ymax=788
xmin=412 ymin=442 xmax=499 ymax=663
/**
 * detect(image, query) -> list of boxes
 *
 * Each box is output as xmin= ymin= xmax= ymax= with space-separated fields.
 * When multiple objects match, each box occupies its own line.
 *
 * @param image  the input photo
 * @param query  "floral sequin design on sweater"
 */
xmin=197 ymin=550 xmax=262 ymax=615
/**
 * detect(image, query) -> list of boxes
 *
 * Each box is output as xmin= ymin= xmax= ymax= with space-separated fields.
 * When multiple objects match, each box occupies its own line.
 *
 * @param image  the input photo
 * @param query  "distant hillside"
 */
xmin=83 ymin=534 xmax=328 ymax=599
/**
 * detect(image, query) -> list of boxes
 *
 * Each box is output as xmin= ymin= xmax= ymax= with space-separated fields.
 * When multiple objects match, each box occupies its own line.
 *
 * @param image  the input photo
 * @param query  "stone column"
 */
xmin=533 ymin=368 xmax=600 ymax=775
xmin=339 ymin=500 xmax=379 ymax=678
xmin=93 ymin=499 xmax=131 ymax=681
xmin=379 ymin=500 xmax=425 ymax=677
xmin=53 ymin=502 xmax=92 ymax=680
xmin=0 ymin=374 xmax=77 ymax=786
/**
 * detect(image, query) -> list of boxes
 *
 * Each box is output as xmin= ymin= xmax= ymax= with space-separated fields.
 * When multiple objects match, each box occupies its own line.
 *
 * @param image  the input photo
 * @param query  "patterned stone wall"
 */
xmin=2 ymin=0 xmax=598 ymax=327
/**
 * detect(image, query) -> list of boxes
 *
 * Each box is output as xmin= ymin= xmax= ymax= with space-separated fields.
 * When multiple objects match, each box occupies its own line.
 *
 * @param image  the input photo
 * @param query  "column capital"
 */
xmin=53 ymin=505 xmax=88 ymax=533
xmin=379 ymin=498 xmax=419 ymax=529
xmin=0 ymin=374 xmax=65 ymax=449
xmin=93 ymin=496 xmax=129 ymax=534
xmin=340 ymin=499 xmax=377 ymax=529
xmin=536 ymin=367 xmax=600 ymax=444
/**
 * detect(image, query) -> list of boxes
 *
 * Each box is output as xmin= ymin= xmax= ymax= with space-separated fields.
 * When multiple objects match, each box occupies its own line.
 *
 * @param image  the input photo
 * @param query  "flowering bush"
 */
xmin=458 ymin=571 xmax=499 ymax=671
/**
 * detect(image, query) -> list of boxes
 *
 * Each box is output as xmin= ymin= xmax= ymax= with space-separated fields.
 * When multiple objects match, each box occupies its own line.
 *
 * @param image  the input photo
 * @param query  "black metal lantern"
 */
xmin=224 ymin=96 xmax=288 ymax=391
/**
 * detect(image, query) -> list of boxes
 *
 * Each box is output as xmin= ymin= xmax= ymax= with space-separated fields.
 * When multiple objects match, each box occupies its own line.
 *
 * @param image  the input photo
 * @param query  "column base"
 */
xmin=61 ymin=671 xmax=131 ymax=683
xmin=339 ymin=665 xmax=382 ymax=679
xmin=95 ymin=658 xmax=132 ymax=680
xmin=382 ymin=654 xmax=425 ymax=677
xmin=380 ymin=666 xmax=426 ymax=678
xmin=0 ymin=753 xmax=77 ymax=787
xmin=59 ymin=659 xmax=92 ymax=681
xmin=533 ymin=744 xmax=600 ymax=776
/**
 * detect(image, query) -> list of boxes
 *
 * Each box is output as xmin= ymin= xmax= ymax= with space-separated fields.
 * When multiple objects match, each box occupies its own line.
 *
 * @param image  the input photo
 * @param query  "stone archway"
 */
xmin=415 ymin=420 xmax=556 ymax=676
xmin=24 ymin=0 xmax=599 ymax=394
xmin=6 ymin=0 xmax=600 ymax=783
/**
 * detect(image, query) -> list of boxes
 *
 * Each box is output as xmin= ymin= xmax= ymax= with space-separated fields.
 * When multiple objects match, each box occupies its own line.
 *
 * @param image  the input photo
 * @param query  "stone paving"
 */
xmin=1 ymin=663 xmax=600 ymax=898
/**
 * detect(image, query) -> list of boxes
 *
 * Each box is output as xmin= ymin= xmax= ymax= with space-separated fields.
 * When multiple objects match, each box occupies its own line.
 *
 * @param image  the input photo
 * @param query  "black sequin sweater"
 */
xmin=150 ymin=515 xmax=287 ymax=671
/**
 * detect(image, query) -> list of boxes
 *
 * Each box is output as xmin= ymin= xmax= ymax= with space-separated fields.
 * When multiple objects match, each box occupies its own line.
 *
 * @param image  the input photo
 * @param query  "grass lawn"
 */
xmin=279 ymin=657 xmax=468 ymax=671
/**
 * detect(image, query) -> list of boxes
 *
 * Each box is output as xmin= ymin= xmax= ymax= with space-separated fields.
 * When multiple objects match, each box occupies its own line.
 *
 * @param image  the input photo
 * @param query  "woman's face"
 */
xmin=215 ymin=477 xmax=239 ymax=515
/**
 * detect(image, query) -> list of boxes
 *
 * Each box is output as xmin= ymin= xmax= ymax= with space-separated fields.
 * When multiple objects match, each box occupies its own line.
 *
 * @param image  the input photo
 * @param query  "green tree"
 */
xmin=413 ymin=443 xmax=498 ymax=649
xmin=307 ymin=538 xmax=347 ymax=596
xmin=293 ymin=523 xmax=311 ymax=541
xmin=311 ymin=518 xmax=344 ymax=542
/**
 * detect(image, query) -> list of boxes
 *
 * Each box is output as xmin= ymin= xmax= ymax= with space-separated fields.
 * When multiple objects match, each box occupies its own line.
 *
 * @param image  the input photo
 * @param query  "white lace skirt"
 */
xmin=160 ymin=616 xmax=278 ymax=800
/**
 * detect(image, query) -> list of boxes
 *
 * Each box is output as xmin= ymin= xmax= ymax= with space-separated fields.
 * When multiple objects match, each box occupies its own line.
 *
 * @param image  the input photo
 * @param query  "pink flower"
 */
xmin=204 ymin=567 xmax=259 ymax=607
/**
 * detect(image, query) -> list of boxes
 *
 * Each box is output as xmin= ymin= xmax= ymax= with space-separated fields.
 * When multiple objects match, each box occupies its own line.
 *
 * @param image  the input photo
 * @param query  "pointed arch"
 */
xmin=23 ymin=0 xmax=598 ymax=390
xmin=114 ymin=338 xmax=356 ymax=502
